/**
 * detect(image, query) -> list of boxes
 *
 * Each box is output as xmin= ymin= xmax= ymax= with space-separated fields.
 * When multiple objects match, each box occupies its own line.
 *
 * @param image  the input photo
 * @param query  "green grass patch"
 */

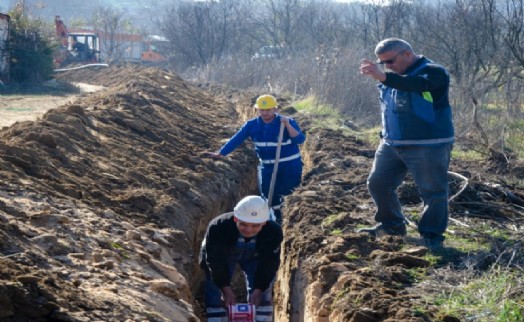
xmin=294 ymin=96 xmax=360 ymax=135
xmin=345 ymin=252 xmax=360 ymax=261
xmin=435 ymin=268 xmax=524 ymax=321
xmin=476 ymin=222 xmax=513 ymax=241
xmin=451 ymin=148 xmax=485 ymax=161
xmin=294 ymin=96 xmax=336 ymax=116
xmin=406 ymin=267 xmax=429 ymax=282
xmin=321 ymin=214 xmax=339 ymax=227
xmin=504 ymin=121 xmax=524 ymax=158
xmin=444 ymin=233 xmax=490 ymax=253
xmin=356 ymin=125 xmax=382 ymax=146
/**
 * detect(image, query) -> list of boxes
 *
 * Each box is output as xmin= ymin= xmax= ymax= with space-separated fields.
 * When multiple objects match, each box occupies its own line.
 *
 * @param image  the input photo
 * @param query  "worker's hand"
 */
xmin=221 ymin=286 xmax=236 ymax=306
xmin=359 ymin=59 xmax=386 ymax=82
xmin=280 ymin=115 xmax=290 ymax=125
xmin=249 ymin=289 xmax=264 ymax=306
xmin=201 ymin=151 xmax=223 ymax=160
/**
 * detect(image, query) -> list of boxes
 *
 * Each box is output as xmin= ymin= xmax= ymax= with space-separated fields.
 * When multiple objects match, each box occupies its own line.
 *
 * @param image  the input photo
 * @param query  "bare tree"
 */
xmin=91 ymin=6 xmax=133 ymax=63
xmin=161 ymin=0 xmax=243 ymax=68
xmin=497 ymin=0 xmax=524 ymax=67
xmin=406 ymin=0 xmax=519 ymax=158
xmin=260 ymin=0 xmax=299 ymax=48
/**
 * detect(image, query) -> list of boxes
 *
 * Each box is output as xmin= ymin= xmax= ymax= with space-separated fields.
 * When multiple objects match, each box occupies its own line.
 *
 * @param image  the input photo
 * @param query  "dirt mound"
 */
xmin=0 ymin=66 xmax=259 ymax=321
xmin=55 ymin=65 xmax=143 ymax=87
xmin=275 ymin=127 xmax=524 ymax=321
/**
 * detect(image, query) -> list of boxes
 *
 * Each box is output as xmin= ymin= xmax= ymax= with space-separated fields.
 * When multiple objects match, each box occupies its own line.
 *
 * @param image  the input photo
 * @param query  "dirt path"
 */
xmin=0 ymin=82 xmax=104 ymax=128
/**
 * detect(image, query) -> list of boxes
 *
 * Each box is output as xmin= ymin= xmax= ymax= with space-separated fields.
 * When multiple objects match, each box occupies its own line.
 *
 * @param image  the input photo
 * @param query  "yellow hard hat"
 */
xmin=254 ymin=94 xmax=278 ymax=109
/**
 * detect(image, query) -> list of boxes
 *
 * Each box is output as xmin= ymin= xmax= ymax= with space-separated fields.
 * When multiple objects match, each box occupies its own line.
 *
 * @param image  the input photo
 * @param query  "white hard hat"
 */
xmin=234 ymin=196 xmax=271 ymax=224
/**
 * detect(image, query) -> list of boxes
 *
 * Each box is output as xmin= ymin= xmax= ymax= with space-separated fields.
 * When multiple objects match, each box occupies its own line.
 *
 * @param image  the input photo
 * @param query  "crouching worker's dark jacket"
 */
xmin=199 ymin=212 xmax=283 ymax=291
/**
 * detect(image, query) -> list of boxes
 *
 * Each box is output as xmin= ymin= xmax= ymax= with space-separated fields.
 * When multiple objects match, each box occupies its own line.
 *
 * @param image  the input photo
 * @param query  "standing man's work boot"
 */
xmin=357 ymin=224 xmax=407 ymax=237
xmin=422 ymin=235 xmax=444 ymax=251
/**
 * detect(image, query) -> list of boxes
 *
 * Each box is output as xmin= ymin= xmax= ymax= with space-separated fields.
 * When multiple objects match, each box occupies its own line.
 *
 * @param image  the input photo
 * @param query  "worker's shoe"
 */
xmin=422 ymin=235 xmax=444 ymax=251
xmin=357 ymin=224 xmax=407 ymax=237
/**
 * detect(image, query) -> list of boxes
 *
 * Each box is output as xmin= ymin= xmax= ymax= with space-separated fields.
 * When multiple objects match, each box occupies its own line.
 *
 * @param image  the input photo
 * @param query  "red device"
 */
xmin=228 ymin=303 xmax=256 ymax=322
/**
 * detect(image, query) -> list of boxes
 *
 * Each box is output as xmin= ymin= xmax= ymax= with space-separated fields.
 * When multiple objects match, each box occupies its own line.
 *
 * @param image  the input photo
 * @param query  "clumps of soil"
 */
xmin=275 ymin=126 xmax=524 ymax=322
xmin=0 ymin=65 xmax=259 ymax=321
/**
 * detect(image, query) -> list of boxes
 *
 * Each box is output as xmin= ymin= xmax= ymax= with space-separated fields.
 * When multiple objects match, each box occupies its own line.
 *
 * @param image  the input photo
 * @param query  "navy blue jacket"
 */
xmin=199 ymin=212 xmax=283 ymax=291
xmin=379 ymin=57 xmax=454 ymax=145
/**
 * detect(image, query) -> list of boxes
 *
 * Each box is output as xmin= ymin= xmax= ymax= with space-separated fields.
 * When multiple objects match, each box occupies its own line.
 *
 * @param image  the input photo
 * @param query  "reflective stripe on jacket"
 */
xmin=219 ymin=114 xmax=305 ymax=164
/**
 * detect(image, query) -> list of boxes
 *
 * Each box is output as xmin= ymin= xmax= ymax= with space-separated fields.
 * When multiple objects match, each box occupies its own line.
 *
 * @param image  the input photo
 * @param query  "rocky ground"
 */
xmin=0 ymin=65 xmax=523 ymax=322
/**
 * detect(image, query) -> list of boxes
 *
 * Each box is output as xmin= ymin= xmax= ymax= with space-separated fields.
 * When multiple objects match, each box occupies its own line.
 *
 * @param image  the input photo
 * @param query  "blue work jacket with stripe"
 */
xmin=219 ymin=114 xmax=305 ymax=166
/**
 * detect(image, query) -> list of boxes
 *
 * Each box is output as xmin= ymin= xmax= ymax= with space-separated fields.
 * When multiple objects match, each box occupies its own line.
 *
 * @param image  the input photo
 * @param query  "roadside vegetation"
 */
xmin=294 ymin=93 xmax=524 ymax=321
xmin=156 ymin=0 xmax=524 ymax=167
xmin=6 ymin=10 xmax=55 ymax=83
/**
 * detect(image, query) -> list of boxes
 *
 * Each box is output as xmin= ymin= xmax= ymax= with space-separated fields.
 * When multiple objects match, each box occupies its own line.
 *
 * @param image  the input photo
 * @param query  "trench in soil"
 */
xmin=1 ymin=68 xmax=287 ymax=321
xmin=190 ymin=149 xmax=317 ymax=321
xmin=188 ymin=109 xmax=314 ymax=322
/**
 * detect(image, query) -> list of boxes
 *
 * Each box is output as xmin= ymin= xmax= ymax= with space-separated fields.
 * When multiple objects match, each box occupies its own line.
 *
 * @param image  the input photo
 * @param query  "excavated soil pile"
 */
xmin=1 ymin=65 xmax=523 ymax=322
xmin=0 ymin=66 xmax=260 ymax=321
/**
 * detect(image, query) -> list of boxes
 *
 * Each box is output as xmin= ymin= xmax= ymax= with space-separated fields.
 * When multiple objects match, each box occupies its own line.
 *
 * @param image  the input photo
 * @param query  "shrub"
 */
xmin=8 ymin=11 xmax=55 ymax=83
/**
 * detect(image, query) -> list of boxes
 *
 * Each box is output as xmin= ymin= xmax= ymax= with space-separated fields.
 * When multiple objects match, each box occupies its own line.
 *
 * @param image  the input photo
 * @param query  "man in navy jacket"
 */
xmin=359 ymin=38 xmax=454 ymax=251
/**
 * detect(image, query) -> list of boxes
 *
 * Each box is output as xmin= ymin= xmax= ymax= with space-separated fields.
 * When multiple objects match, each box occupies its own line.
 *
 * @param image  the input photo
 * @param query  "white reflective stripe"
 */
xmin=261 ymin=152 xmax=301 ymax=164
xmin=271 ymin=204 xmax=281 ymax=210
xmin=255 ymin=139 xmax=292 ymax=147
xmin=384 ymin=137 xmax=454 ymax=146
xmin=256 ymin=305 xmax=273 ymax=313
xmin=256 ymin=305 xmax=274 ymax=321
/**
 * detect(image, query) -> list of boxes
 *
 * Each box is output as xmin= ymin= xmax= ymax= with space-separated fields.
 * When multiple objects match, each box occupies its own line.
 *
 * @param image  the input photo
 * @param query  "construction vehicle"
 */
xmin=54 ymin=16 xmax=100 ymax=67
xmin=54 ymin=16 xmax=168 ymax=66
xmin=140 ymin=35 xmax=168 ymax=64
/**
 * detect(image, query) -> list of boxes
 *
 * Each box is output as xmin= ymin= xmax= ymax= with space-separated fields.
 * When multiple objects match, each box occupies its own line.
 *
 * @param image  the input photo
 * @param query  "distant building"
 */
xmin=0 ymin=12 xmax=9 ymax=84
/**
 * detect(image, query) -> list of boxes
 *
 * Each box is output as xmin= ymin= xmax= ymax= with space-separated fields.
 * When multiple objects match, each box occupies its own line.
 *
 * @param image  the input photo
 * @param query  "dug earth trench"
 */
xmin=0 ymin=65 xmax=523 ymax=321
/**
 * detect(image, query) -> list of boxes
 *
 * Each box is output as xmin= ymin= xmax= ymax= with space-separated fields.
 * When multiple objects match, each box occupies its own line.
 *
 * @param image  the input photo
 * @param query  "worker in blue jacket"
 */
xmin=206 ymin=95 xmax=306 ymax=224
xmin=358 ymin=38 xmax=454 ymax=251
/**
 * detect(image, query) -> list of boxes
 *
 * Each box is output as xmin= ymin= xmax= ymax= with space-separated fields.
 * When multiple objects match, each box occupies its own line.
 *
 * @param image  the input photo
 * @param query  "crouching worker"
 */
xmin=200 ymin=195 xmax=283 ymax=322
